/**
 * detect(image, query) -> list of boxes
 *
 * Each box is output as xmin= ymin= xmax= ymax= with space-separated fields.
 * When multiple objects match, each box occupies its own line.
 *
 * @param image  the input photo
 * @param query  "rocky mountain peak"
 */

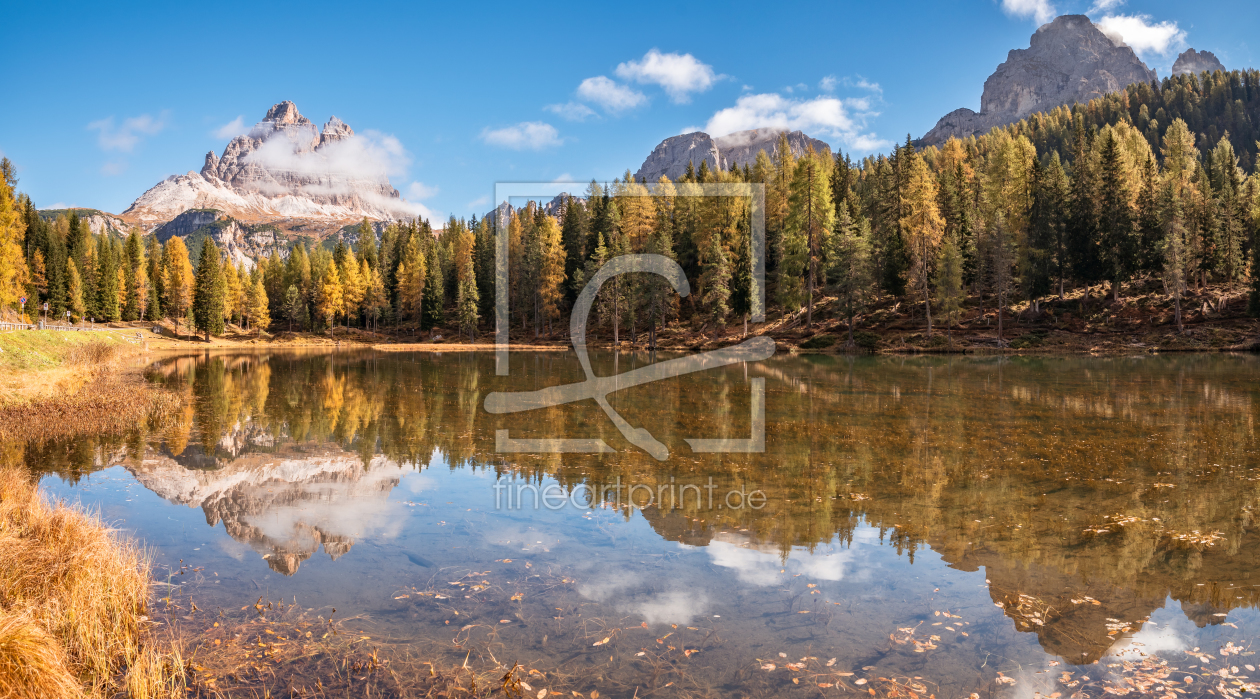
xmin=263 ymin=100 xmax=309 ymax=126
xmin=922 ymin=14 xmax=1157 ymax=145
xmin=319 ymin=116 xmax=354 ymax=147
xmin=1172 ymin=49 xmax=1226 ymax=76
xmin=634 ymin=128 xmax=830 ymax=183
xmin=122 ymin=101 xmax=410 ymax=232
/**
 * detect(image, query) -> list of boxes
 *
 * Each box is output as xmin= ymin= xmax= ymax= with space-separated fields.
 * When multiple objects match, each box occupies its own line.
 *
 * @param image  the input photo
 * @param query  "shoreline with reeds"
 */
xmin=0 ymin=466 xmax=184 ymax=698
xmin=0 ymin=332 xmax=181 ymax=443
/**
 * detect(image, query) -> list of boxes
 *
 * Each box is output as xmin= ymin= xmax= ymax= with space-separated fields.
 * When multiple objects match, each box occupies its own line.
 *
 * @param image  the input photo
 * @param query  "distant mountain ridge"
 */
xmin=121 ymin=101 xmax=415 ymax=234
xmin=635 ymin=128 xmax=831 ymax=183
xmin=1172 ymin=49 xmax=1226 ymax=76
xmin=921 ymin=15 xmax=1158 ymax=145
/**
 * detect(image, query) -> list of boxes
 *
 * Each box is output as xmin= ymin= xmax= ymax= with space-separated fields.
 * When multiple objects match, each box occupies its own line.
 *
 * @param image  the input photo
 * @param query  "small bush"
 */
xmin=799 ymin=334 xmax=836 ymax=350
xmin=925 ymin=334 xmax=948 ymax=348
xmin=853 ymin=331 xmax=881 ymax=350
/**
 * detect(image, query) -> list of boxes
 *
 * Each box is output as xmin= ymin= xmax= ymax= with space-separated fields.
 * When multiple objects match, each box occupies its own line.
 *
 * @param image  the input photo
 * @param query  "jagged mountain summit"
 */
xmin=635 ymin=128 xmax=831 ymax=183
xmin=121 ymin=101 xmax=415 ymax=233
xmin=921 ymin=15 xmax=1157 ymax=146
xmin=1172 ymin=49 xmax=1226 ymax=76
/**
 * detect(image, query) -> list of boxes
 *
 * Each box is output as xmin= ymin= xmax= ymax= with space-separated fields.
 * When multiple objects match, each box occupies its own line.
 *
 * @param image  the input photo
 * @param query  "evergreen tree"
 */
xmin=699 ymin=229 xmax=731 ymax=329
xmin=192 ymin=239 xmax=225 ymax=339
xmin=784 ymin=146 xmax=835 ymax=327
xmin=421 ymin=243 xmax=444 ymax=329
xmin=283 ymin=285 xmax=306 ymax=332
xmin=1096 ymin=131 xmax=1136 ymax=301
xmin=826 ymin=209 xmax=873 ymax=348
xmin=934 ymin=236 xmax=965 ymax=341
xmin=96 ymin=236 xmax=120 ymax=321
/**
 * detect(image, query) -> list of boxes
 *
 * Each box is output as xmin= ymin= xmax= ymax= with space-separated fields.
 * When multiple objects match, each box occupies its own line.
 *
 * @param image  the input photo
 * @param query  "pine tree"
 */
xmin=283 ymin=285 xmax=305 ymax=332
xmin=934 ymin=236 xmax=965 ymax=342
xmin=452 ymin=220 xmax=480 ymax=340
xmin=123 ymin=230 xmax=146 ymax=320
xmin=96 ymin=236 xmax=120 ymax=321
xmin=421 ymin=243 xmax=444 ymax=329
xmin=785 ymin=146 xmax=835 ymax=327
xmin=357 ymin=218 xmax=378 ymax=270
xmin=826 ymin=209 xmax=873 ymax=348
xmin=192 ymin=239 xmax=225 ymax=340
xmin=1165 ymin=198 xmax=1190 ymax=332
xmin=1096 ymin=131 xmax=1136 ymax=302
xmin=699 ymin=229 xmax=731 ymax=330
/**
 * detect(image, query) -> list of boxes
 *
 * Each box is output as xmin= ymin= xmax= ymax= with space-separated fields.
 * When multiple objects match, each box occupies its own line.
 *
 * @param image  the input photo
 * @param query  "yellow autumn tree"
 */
xmin=537 ymin=214 xmax=566 ymax=333
xmin=0 ymin=177 xmax=29 ymax=313
xmin=317 ymin=263 xmax=344 ymax=328
xmin=163 ymin=237 xmax=194 ymax=332
xmin=900 ymin=148 xmax=945 ymax=337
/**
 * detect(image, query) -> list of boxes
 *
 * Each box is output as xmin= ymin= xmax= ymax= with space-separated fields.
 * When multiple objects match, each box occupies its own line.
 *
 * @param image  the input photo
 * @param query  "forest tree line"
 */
xmin=1 ymin=69 xmax=1259 ymax=345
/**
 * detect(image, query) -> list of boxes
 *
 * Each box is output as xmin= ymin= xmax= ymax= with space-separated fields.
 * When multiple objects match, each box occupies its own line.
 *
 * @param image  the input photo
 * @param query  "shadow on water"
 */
xmin=25 ymin=349 xmax=1260 ymax=697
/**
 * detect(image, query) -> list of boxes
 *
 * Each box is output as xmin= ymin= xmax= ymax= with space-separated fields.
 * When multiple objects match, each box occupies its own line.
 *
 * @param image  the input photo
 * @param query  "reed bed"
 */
xmin=0 ymin=467 xmax=184 ymax=697
xmin=0 ymin=339 xmax=180 ymax=442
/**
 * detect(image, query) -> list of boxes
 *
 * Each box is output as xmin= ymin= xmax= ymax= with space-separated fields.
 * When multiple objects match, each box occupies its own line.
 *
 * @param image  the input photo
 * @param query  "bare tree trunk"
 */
xmin=1174 ymin=294 xmax=1183 ymax=333
xmin=924 ymin=281 xmax=933 ymax=338
xmin=743 ymin=312 xmax=748 ymax=339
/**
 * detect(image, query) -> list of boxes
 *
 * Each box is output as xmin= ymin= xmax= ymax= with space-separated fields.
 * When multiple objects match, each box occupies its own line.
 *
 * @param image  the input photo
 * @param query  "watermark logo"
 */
xmin=484 ymin=182 xmax=770 ymax=461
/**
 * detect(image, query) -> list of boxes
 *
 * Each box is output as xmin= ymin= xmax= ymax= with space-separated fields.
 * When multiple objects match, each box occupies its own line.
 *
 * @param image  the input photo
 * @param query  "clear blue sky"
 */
xmin=2 ymin=0 xmax=1255 ymax=222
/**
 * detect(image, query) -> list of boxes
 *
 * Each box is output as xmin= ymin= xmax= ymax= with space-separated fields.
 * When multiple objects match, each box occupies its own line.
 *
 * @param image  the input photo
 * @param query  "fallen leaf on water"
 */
xmin=636 ymin=652 xmax=645 ymax=656
xmin=854 ymin=678 xmax=868 ymax=685
xmin=826 ymin=658 xmax=836 ymax=667
xmin=592 ymin=637 xmax=610 ymax=646
xmin=762 ymin=663 xmax=776 ymax=671
xmin=500 ymin=620 xmax=511 ymax=624
xmin=818 ymin=683 xmax=834 ymax=688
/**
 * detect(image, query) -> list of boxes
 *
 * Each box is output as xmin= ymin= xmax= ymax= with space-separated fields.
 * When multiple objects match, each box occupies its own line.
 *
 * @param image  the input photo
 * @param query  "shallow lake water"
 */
xmin=28 ymin=350 xmax=1260 ymax=698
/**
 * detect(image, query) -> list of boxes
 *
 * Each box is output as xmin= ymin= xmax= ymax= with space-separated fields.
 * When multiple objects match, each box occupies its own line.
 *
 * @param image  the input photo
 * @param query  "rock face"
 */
xmin=130 ymin=442 xmax=410 ymax=576
xmin=122 ymin=101 xmax=416 ymax=233
xmin=635 ymin=128 xmax=831 ymax=183
xmin=921 ymin=15 xmax=1158 ymax=145
xmin=154 ymin=209 xmax=284 ymax=271
xmin=1172 ymin=49 xmax=1226 ymax=76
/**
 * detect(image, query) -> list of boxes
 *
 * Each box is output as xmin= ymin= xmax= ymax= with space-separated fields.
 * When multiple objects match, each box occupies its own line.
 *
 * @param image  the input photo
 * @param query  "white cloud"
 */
xmin=246 ymin=128 xmax=411 ymax=182
xmin=846 ymin=76 xmax=883 ymax=94
xmin=87 ymin=112 xmax=169 ymax=152
xmin=576 ymin=76 xmax=647 ymax=113
xmin=1001 ymin=0 xmax=1056 ymax=25
xmin=480 ymin=121 xmax=562 ymax=150
xmin=405 ymin=181 xmax=438 ymax=200
xmin=100 ymin=161 xmax=127 ymax=176
xmin=615 ymin=49 xmax=719 ymax=103
xmin=704 ymin=92 xmax=890 ymax=153
xmin=679 ymin=125 xmax=702 ymax=135
xmin=545 ymin=102 xmax=598 ymax=121
xmin=1096 ymin=14 xmax=1187 ymax=56
xmin=819 ymin=75 xmax=838 ymax=92
xmin=212 ymin=116 xmax=246 ymax=140
xmin=551 ymin=173 xmax=573 ymax=183
xmin=467 ymin=194 xmax=491 ymax=210
xmin=1088 ymin=0 xmax=1124 ymax=12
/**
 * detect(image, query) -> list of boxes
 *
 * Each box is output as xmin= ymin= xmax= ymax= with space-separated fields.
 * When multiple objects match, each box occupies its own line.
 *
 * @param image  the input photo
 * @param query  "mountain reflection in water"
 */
xmin=28 ymin=349 xmax=1260 ymax=689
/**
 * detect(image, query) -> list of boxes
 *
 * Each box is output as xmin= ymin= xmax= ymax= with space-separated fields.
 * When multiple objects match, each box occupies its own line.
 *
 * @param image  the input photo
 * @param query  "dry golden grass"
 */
xmin=0 ymin=338 xmax=180 ymax=442
xmin=0 ymin=467 xmax=184 ymax=698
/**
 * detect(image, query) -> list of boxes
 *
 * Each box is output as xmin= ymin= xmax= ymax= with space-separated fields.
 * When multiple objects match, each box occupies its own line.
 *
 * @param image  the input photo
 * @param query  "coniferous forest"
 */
xmin=3 ymin=68 xmax=1260 ymax=348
